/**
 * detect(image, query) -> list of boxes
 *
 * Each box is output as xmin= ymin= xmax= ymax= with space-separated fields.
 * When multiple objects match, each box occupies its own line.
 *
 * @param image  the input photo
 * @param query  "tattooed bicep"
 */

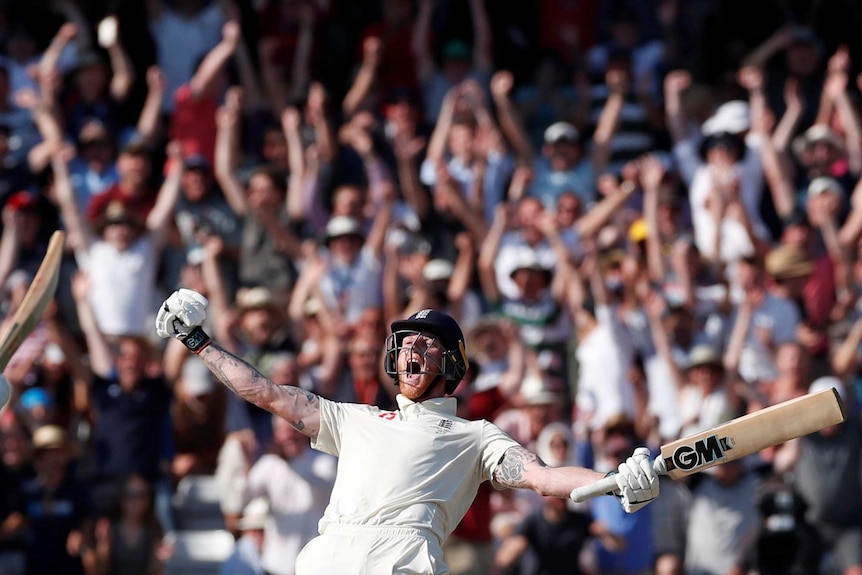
xmin=493 ymin=446 xmax=544 ymax=488
xmin=274 ymin=385 xmax=322 ymax=438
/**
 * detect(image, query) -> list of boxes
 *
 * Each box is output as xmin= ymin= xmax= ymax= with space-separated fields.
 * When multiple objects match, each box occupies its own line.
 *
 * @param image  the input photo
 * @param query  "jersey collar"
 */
xmin=396 ymin=394 xmax=458 ymax=416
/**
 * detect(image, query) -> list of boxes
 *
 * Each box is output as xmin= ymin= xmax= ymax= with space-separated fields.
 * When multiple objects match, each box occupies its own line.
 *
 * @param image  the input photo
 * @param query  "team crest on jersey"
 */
xmin=436 ymin=419 xmax=454 ymax=434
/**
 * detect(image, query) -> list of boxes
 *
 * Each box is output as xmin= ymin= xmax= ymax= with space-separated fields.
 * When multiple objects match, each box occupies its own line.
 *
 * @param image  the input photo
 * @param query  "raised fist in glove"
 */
xmin=614 ymin=447 xmax=660 ymax=513
xmin=155 ymin=289 xmax=211 ymax=353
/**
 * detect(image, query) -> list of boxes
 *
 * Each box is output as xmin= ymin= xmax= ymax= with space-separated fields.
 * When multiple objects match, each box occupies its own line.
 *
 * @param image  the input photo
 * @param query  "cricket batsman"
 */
xmin=156 ymin=289 xmax=659 ymax=574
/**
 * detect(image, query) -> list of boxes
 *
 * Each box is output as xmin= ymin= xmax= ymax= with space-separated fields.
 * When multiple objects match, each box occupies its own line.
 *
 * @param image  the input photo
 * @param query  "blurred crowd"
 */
xmin=1 ymin=0 xmax=862 ymax=574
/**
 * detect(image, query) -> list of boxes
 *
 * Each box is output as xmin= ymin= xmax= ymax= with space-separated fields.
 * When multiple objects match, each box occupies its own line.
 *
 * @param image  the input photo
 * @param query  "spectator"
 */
xmin=67 ymin=120 xmax=119 ymax=216
xmin=84 ymin=140 xmax=158 ymax=225
xmin=494 ymin=372 xmax=565 ymax=453
xmin=0 ymin=412 xmax=32 ymax=575
xmin=684 ymin=459 xmax=761 ymax=575
xmin=169 ymin=19 xmax=257 ymax=165
xmin=241 ymin=415 xmax=336 ymax=575
xmin=777 ymin=377 xmax=862 ymax=575
xmin=54 ymin=143 xmax=183 ymax=338
xmin=412 ymin=0 xmax=493 ymax=123
xmin=92 ymin=474 xmax=169 ymax=575
xmin=166 ymin=353 xmax=226 ymax=482
xmin=732 ymin=474 xmax=823 ymax=575
xmin=588 ymin=429 xmax=654 ymax=575
xmin=343 ymin=330 xmax=395 ymax=409
xmin=495 ymin=492 xmax=603 ymax=575
xmin=20 ymin=425 xmax=92 ymax=575
xmin=60 ymin=17 xmax=136 ymax=141
xmin=172 ymin=151 xmax=242 ymax=292
xmin=526 ymin=121 xmax=597 ymax=209
xmin=219 ymin=497 xmax=268 ymax=575
xmin=70 ymin=272 xmax=173 ymax=526
xmin=513 ymin=52 xmax=582 ymax=151
xmin=316 ymin=214 xmax=386 ymax=326
xmin=146 ymin=0 xmax=225 ymax=113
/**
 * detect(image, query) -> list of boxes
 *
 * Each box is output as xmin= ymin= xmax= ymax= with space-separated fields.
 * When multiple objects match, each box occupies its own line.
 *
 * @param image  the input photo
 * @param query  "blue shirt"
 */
xmin=527 ymin=157 xmax=596 ymax=210
xmin=591 ymin=493 xmax=654 ymax=571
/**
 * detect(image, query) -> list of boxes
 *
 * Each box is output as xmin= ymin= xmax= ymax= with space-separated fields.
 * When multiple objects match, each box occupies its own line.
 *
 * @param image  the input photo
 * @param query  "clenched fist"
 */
xmin=155 ymin=289 xmax=211 ymax=353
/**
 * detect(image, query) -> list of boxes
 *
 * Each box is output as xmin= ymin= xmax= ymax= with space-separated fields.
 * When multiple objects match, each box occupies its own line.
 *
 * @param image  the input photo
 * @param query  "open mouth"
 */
xmin=406 ymin=360 xmax=423 ymax=375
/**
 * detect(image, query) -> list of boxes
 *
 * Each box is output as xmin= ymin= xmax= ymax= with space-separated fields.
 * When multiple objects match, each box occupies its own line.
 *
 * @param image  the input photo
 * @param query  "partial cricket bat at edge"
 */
xmin=570 ymin=388 xmax=846 ymax=502
xmin=0 ymin=230 xmax=65 ymax=372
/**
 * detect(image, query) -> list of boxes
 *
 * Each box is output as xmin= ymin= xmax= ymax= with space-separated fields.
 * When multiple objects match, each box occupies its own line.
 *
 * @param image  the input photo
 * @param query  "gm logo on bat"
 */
xmin=665 ymin=434 xmax=735 ymax=472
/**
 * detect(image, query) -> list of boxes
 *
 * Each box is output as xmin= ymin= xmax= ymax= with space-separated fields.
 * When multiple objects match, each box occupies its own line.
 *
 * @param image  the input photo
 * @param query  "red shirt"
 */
xmin=86 ymin=183 xmax=156 ymax=224
xmin=170 ymin=85 xmax=217 ymax=167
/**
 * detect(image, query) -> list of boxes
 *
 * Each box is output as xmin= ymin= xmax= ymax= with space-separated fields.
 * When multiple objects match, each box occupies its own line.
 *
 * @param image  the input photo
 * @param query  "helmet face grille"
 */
xmin=384 ymin=330 xmax=466 ymax=387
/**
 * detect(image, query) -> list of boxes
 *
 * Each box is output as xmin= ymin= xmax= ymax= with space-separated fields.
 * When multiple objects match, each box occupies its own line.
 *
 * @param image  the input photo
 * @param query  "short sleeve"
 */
xmin=479 ymin=420 xmax=522 ymax=488
xmin=311 ymin=398 xmax=378 ymax=457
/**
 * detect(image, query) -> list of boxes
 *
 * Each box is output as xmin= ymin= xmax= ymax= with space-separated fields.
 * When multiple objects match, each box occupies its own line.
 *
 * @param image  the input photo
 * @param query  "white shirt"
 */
xmin=246 ymin=451 xmax=336 ymax=575
xmin=311 ymin=394 xmax=520 ymax=545
xmin=574 ymin=305 xmax=636 ymax=428
xmin=88 ymin=235 xmax=158 ymax=336
xmin=674 ymin=135 xmax=769 ymax=263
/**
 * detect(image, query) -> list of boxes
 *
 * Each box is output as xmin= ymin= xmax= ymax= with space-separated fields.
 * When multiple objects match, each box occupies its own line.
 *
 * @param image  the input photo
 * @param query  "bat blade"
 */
xmin=569 ymin=388 xmax=846 ymax=502
xmin=0 ymin=230 xmax=65 ymax=372
xmin=659 ymin=387 xmax=845 ymax=478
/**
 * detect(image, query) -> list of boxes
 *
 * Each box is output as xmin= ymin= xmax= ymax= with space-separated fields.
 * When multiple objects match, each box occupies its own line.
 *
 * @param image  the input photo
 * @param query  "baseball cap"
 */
xmin=807 ymin=176 xmax=844 ymax=198
xmin=324 ymin=216 xmax=364 ymax=242
xmin=544 ymin=122 xmax=580 ymax=144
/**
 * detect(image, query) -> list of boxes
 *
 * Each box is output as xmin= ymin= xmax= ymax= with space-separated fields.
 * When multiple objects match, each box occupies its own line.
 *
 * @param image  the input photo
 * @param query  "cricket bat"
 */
xmin=0 ymin=230 xmax=65 ymax=372
xmin=570 ymin=388 xmax=846 ymax=502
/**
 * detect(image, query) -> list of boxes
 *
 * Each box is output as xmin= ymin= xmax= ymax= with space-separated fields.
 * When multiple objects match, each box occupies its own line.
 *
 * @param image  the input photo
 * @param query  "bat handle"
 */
xmin=569 ymin=457 xmax=669 ymax=503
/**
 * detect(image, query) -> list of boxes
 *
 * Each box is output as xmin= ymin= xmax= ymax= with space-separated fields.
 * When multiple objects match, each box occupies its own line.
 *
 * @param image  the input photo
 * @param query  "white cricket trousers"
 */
xmin=295 ymin=524 xmax=450 ymax=575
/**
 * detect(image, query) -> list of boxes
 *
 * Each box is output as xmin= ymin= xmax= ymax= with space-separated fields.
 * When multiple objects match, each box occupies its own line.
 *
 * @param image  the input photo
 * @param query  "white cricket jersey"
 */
xmin=311 ymin=394 xmax=520 ymax=545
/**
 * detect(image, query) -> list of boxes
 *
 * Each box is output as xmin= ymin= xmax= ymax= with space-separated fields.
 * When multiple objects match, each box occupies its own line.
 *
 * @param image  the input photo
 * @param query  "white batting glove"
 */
xmin=155 ymin=289 xmax=211 ymax=353
xmin=614 ymin=447 xmax=660 ymax=513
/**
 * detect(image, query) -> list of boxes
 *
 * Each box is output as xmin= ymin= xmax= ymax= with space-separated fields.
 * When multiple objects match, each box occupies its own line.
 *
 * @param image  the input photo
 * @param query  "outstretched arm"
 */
xmin=157 ymin=289 xmax=322 ymax=437
xmin=494 ymin=446 xmax=604 ymax=496
xmin=198 ymin=343 xmax=322 ymax=437
xmin=494 ymin=444 xmax=659 ymax=513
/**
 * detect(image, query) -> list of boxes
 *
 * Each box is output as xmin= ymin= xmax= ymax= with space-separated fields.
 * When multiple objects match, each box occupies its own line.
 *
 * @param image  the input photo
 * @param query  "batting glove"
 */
xmin=614 ymin=447 xmax=660 ymax=513
xmin=155 ymin=289 xmax=211 ymax=353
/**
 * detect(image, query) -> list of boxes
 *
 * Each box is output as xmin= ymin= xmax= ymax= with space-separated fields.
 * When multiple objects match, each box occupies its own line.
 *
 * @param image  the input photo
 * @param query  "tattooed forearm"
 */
xmin=494 ymin=446 xmax=542 ymax=488
xmin=199 ymin=343 xmax=321 ymax=437
xmin=203 ymin=347 xmax=262 ymax=396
